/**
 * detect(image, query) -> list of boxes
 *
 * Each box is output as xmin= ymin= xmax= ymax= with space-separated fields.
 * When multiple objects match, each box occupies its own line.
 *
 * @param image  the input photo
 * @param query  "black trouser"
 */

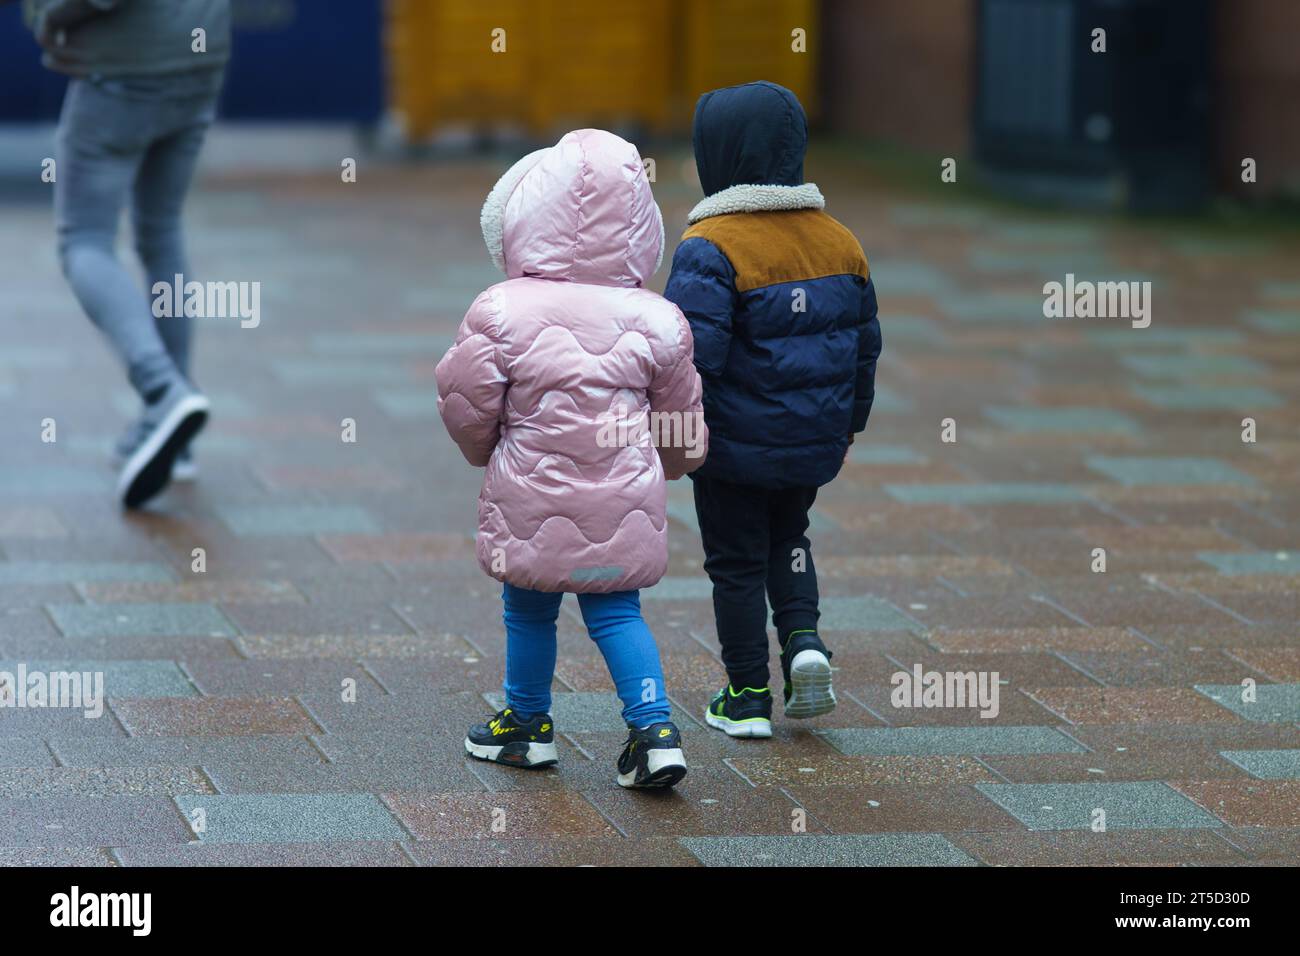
xmin=692 ymin=474 xmax=820 ymax=689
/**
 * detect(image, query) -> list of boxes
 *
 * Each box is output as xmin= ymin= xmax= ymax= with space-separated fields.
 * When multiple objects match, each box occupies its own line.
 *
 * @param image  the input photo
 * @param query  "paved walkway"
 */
xmin=0 ymin=141 xmax=1297 ymax=866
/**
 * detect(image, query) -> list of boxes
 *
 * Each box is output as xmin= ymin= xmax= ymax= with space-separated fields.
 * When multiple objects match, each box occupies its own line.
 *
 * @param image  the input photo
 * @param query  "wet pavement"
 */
xmin=0 ymin=135 xmax=1297 ymax=865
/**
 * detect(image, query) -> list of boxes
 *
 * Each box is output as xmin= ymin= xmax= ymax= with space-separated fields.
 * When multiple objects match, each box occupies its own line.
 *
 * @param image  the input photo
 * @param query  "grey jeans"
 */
xmin=54 ymin=69 xmax=223 ymax=400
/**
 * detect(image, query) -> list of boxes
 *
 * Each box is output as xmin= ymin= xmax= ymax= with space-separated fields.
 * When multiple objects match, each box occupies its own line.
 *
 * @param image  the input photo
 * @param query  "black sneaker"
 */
xmin=780 ymin=630 xmax=836 ymax=719
xmin=464 ymin=707 xmax=557 ymax=769
xmin=704 ymin=685 xmax=773 ymax=738
xmin=116 ymin=380 xmax=209 ymax=509
xmin=616 ymin=721 xmax=687 ymax=789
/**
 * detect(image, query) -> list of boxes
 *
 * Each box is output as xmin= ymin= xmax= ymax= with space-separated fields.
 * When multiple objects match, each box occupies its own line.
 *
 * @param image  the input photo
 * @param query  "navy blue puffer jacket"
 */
xmin=664 ymin=81 xmax=882 ymax=489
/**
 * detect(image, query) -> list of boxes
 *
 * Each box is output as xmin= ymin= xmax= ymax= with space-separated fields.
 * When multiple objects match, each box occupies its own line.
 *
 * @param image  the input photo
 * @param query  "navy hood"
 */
xmin=692 ymin=81 xmax=808 ymax=197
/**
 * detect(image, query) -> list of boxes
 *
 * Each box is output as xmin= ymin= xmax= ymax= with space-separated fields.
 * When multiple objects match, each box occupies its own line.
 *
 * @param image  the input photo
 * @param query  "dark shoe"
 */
xmin=464 ymin=707 xmax=557 ymax=769
xmin=116 ymin=381 xmax=209 ymax=508
xmin=780 ymin=631 xmax=836 ymax=719
xmin=704 ymin=684 xmax=772 ymax=738
xmin=116 ymin=418 xmax=198 ymax=481
xmin=616 ymin=721 xmax=687 ymax=789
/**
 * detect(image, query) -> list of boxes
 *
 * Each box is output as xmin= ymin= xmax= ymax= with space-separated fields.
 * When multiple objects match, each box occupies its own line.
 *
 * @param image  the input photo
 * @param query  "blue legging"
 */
xmin=502 ymin=583 xmax=670 ymax=728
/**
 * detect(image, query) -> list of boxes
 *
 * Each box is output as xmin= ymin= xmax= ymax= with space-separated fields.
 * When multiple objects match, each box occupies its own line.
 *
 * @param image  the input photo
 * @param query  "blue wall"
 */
xmin=0 ymin=0 xmax=384 ymax=123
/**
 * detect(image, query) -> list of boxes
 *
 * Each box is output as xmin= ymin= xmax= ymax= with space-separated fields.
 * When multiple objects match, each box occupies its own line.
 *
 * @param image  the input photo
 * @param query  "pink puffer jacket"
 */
xmin=435 ymin=129 xmax=707 ymax=593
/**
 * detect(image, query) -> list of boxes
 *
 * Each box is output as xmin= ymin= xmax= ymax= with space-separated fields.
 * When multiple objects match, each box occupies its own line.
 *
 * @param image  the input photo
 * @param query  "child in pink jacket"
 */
xmin=435 ymin=129 xmax=707 ymax=788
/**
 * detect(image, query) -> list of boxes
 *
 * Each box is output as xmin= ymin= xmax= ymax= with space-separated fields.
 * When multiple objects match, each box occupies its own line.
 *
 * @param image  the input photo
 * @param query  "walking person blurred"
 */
xmin=24 ymin=0 xmax=232 ymax=507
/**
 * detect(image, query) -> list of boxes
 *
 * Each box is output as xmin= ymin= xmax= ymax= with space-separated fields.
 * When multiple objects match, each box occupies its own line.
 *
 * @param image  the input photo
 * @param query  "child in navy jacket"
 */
xmin=664 ymin=81 xmax=882 ymax=737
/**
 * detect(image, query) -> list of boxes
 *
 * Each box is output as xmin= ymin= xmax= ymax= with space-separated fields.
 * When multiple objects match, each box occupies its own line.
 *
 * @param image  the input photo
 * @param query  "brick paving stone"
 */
xmin=116 ymin=842 xmax=412 ymax=867
xmin=0 ymin=767 xmax=213 ymax=797
xmin=979 ymin=750 xmax=1246 ymax=784
xmin=1172 ymin=781 xmax=1300 ymax=826
xmin=0 ymin=467 xmax=105 ymax=495
xmin=2 ymin=634 xmax=243 ymax=661
xmin=1069 ymin=722 xmax=1300 ymax=761
xmin=976 ymin=782 xmax=1224 ymax=830
xmin=112 ymin=697 xmax=319 ymax=736
xmin=584 ymin=778 xmax=812 ymax=837
xmin=729 ymin=754 xmax=996 ymax=787
xmin=362 ymin=653 xmax=507 ymax=694
xmin=47 ymin=602 xmax=236 ymax=638
xmin=847 ymin=443 xmax=927 ymax=465
xmin=50 ymin=735 xmax=324 ymax=775
xmin=1 ymin=659 xmax=195 ymax=698
xmin=0 ymin=797 xmax=193 ymax=846
xmin=0 ymin=738 xmax=55 ymax=767
xmin=383 ymin=791 xmax=615 ymax=839
xmin=405 ymin=837 xmax=700 ymax=866
xmin=1087 ymin=456 xmax=1258 ymax=487
xmin=1026 ymin=687 xmax=1241 ymax=724
xmin=1195 ymin=683 xmax=1300 ymax=722
xmin=894 ymin=650 xmax=1092 ymax=687
xmin=818 ymin=595 xmax=921 ymax=631
xmin=79 ymin=579 xmax=305 ymax=604
xmin=1060 ymin=649 xmax=1253 ymax=688
xmin=1132 ymin=385 xmax=1282 ymax=410
xmin=1196 ymin=550 xmax=1300 ymax=575
xmin=182 ymin=658 xmax=382 ymax=698
xmin=885 ymin=483 xmax=1087 ymax=504
xmin=641 ymin=576 xmax=715 ymax=601
xmin=175 ymin=793 xmax=408 ymax=843
xmin=299 ymin=690 xmax=485 ymax=735
xmin=217 ymin=504 xmax=379 ymax=536
xmin=1219 ymin=750 xmax=1300 ymax=779
xmin=1079 ymin=524 xmax=1247 ymax=553
xmin=0 ymin=562 xmax=173 ymax=585
xmin=254 ymin=464 xmax=407 ymax=493
xmin=851 ymin=683 xmax=1062 ymax=727
xmin=0 ymin=708 xmax=127 ymax=737
xmin=1158 ymin=572 xmax=1300 ymax=595
xmin=317 ymin=532 xmax=471 ymax=563
xmin=1215 ymin=827 xmax=1300 ymax=864
xmin=983 ymin=406 xmax=1140 ymax=434
xmin=1140 ymin=621 xmax=1296 ymax=651
xmin=680 ymin=833 xmax=976 ymax=867
xmin=788 ymin=783 xmax=1023 ymax=833
xmin=1120 ymin=353 xmax=1265 ymax=378
xmin=203 ymin=752 xmax=483 ymax=794
xmin=926 ymin=627 xmax=1148 ymax=654
xmin=817 ymin=554 xmax=1017 ymax=578
xmin=0 ymin=847 xmax=116 ymax=866
xmin=0 ymin=507 xmax=68 ymax=538
xmin=1228 ymin=647 xmax=1300 ymax=681
xmin=236 ymin=632 xmax=473 ymax=659
xmin=222 ymin=602 xmax=413 ymax=636
xmin=904 ymin=596 xmax=1081 ymax=630
xmin=1052 ymin=590 xmax=1238 ymax=629
xmin=1206 ymin=591 xmax=1300 ymax=624
xmin=949 ymin=830 xmax=1244 ymax=866
xmin=816 ymin=725 xmax=1085 ymax=756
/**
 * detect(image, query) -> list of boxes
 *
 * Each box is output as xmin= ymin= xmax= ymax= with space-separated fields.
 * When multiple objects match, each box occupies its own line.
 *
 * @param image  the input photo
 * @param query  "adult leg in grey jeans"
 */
xmin=55 ymin=73 xmax=220 ymax=505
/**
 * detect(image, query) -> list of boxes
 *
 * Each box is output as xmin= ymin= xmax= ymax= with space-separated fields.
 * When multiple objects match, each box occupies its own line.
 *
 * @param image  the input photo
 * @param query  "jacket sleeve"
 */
xmin=662 ymin=237 xmax=736 ymax=377
xmin=39 ymin=0 xmax=121 ymax=31
xmin=648 ymin=309 xmax=708 ymax=480
xmin=850 ymin=276 xmax=883 ymax=435
xmin=434 ymin=291 xmax=508 ymax=467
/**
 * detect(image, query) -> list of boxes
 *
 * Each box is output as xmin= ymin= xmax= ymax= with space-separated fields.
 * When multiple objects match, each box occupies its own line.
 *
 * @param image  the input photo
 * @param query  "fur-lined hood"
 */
xmin=686 ymin=182 xmax=825 ymax=225
xmin=480 ymin=129 xmax=664 ymax=287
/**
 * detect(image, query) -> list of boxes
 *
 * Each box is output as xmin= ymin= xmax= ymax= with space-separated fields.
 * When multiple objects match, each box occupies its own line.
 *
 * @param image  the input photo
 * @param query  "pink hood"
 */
xmin=436 ymin=129 xmax=706 ymax=593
